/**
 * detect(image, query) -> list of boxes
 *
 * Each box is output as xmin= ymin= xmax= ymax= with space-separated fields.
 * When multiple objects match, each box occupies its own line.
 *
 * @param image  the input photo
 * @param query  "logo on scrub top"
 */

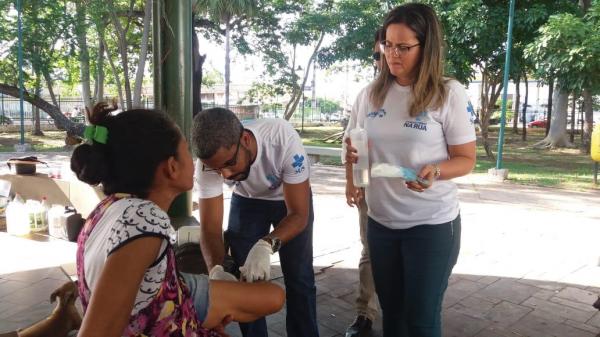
xmin=266 ymin=173 xmax=282 ymax=190
xmin=403 ymin=111 xmax=428 ymax=131
xmin=467 ymin=101 xmax=478 ymax=126
xmin=367 ymin=109 xmax=386 ymax=118
xmin=292 ymin=154 xmax=306 ymax=174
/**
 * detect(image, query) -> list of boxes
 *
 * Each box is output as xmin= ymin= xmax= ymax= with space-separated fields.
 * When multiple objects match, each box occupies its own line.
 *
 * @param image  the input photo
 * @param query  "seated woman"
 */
xmin=8 ymin=102 xmax=284 ymax=337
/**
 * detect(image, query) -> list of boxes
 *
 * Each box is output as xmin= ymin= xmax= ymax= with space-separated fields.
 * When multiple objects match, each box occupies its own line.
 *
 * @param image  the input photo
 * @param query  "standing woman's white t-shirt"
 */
xmin=345 ymin=79 xmax=476 ymax=229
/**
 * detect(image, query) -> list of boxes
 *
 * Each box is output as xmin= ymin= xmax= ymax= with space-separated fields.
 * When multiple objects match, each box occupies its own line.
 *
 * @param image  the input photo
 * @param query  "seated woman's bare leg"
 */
xmin=202 ymin=280 xmax=285 ymax=329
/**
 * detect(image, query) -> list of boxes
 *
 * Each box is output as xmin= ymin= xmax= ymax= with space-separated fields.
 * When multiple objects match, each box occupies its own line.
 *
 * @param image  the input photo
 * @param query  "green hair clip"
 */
xmin=83 ymin=125 xmax=109 ymax=144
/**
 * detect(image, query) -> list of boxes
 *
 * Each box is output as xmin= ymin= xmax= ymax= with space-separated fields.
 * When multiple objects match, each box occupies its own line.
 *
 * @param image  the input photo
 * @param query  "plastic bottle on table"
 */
xmin=40 ymin=197 xmax=50 ymax=229
xmin=48 ymin=204 xmax=68 ymax=240
xmin=349 ymin=127 xmax=370 ymax=187
xmin=6 ymin=194 xmax=29 ymax=236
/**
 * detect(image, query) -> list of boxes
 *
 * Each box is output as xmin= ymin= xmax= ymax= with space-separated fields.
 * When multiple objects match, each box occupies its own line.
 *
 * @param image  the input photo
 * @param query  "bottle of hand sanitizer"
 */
xmin=349 ymin=127 xmax=370 ymax=187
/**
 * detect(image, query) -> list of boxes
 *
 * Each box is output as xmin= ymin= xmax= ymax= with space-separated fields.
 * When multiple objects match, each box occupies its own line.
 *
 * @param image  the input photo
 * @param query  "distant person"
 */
xmin=345 ymin=4 xmax=476 ymax=337
xmin=343 ymin=27 xmax=384 ymax=337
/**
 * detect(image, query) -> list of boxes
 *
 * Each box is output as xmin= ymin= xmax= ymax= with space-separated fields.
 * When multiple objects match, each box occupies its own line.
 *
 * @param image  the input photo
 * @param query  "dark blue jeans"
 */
xmin=368 ymin=215 xmax=461 ymax=337
xmin=227 ymin=193 xmax=319 ymax=337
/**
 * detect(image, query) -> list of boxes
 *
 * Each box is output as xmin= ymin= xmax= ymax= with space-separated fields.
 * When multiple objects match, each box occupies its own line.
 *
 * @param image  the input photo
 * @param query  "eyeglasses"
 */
xmin=379 ymin=41 xmax=420 ymax=57
xmin=202 ymin=128 xmax=244 ymax=173
xmin=372 ymin=51 xmax=381 ymax=62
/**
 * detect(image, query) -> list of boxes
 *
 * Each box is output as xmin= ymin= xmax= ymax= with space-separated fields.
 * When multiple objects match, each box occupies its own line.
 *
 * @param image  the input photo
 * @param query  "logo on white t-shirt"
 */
xmin=367 ymin=109 xmax=386 ymax=118
xmin=403 ymin=111 xmax=428 ymax=131
xmin=467 ymin=101 xmax=477 ymax=125
xmin=266 ymin=173 xmax=282 ymax=190
xmin=292 ymin=154 xmax=306 ymax=174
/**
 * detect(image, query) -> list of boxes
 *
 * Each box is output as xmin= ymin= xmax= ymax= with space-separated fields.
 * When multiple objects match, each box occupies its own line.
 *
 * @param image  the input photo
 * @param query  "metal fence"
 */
xmin=0 ymin=95 xmax=341 ymax=127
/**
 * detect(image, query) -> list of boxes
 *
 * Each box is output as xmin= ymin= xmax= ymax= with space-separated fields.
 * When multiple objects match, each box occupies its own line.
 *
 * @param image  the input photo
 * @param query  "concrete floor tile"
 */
xmin=479 ymin=279 xmax=539 ymax=305
xmin=483 ymin=301 xmax=532 ymax=327
xmin=564 ymin=319 xmax=600 ymax=335
xmin=555 ymin=286 xmax=600 ymax=306
xmin=522 ymin=297 xmax=596 ymax=323
xmin=443 ymin=308 xmax=493 ymax=337
xmin=511 ymin=310 xmax=596 ymax=337
xmin=587 ymin=312 xmax=600 ymax=328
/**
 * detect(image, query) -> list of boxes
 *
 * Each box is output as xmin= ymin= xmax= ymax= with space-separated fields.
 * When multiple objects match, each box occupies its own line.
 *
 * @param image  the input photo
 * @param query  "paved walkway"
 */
xmin=0 ymin=153 xmax=599 ymax=336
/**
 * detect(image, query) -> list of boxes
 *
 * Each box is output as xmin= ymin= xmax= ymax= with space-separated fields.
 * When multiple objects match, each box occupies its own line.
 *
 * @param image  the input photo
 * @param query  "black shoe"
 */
xmin=345 ymin=315 xmax=372 ymax=337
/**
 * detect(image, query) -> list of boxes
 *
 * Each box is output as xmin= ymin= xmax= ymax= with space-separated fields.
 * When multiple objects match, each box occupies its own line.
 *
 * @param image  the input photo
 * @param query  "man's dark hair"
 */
xmin=192 ymin=107 xmax=243 ymax=159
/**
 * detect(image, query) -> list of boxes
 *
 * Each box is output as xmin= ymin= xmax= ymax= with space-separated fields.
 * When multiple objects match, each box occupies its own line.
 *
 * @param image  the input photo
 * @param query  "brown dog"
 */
xmin=11 ymin=281 xmax=82 ymax=337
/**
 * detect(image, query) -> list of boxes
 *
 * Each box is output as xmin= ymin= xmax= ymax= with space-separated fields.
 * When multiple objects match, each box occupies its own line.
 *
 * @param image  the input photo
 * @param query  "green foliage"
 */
xmin=240 ymin=0 xmax=337 ymax=117
xmin=243 ymin=82 xmax=285 ymax=103
xmin=426 ymin=0 xmax=576 ymax=84
xmin=317 ymin=97 xmax=341 ymax=114
xmin=196 ymin=0 xmax=257 ymax=23
xmin=0 ymin=0 xmax=73 ymax=88
xmin=526 ymin=1 xmax=600 ymax=94
xmin=317 ymin=1 xmax=387 ymax=67
xmin=202 ymin=68 xmax=224 ymax=88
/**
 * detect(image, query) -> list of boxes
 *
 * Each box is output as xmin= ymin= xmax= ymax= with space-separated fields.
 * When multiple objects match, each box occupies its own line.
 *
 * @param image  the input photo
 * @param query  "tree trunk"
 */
xmin=479 ymin=70 xmax=503 ymax=160
xmin=0 ymin=83 xmax=83 ymax=136
xmin=570 ymin=93 xmax=576 ymax=143
xmin=109 ymin=0 xmax=132 ymax=110
xmin=95 ymin=23 xmax=105 ymax=103
xmin=513 ymin=76 xmax=520 ymax=133
xmin=102 ymin=37 xmax=125 ymax=110
xmin=578 ymin=1 xmax=592 ymax=152
xmin=224 ymin=19 xmax=231 ymax=109
xmin=283 ymin=44 xmax=298 ymax=118
xmin=42 ymin=69 xmax=59 ymax=107
xmin=579 ymin=0 xmax=591 ymax=11
xmin=192 ymin=30 xmax=205 ymax=117
xmin=582 ymin=89 xmax=593 ymax=153
xmin=521 ymin=73 xmax=528 ymax=141
xmin=132 ymin=0 xmax=152 ymax=108
xmin=75 ymin=1 xmax=93 ymax=114
xmin=545 ymin=78 xmax=553 ymax=136
xmin=534 ymin=85 xmax=572 ymax=148
xmin=284 ymin=32 xmax=326 ymax=121
xmin=33 ymin=84 xmax=43 ymax=136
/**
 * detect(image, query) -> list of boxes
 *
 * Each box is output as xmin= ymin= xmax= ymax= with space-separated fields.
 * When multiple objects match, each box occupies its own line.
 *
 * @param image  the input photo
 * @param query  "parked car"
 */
xmin=527 ymin=119 xmax=547 ymax=128
xmin=0 ymin=115 xmax=13 ymax=125
xmin=328 ymin=113 xmax=341 ymax=122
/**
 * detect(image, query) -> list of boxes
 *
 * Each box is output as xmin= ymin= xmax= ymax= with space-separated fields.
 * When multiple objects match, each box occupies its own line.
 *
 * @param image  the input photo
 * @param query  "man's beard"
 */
xmin=228 ymin=147 xmax=252 ymax=181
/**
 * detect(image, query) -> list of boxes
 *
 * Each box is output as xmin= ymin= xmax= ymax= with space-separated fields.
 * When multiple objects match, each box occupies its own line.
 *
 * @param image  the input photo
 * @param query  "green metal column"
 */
xmin=153 ymin=0 xmax=194 ymax=217
xmin=496 ymin=0 xmax=516 ymax=169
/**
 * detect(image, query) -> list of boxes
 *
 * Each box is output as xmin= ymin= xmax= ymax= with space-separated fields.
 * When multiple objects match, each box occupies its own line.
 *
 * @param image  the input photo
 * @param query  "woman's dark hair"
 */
xmin=370 ymin=3 xmax=447 ymax=117
xmin=71 ymin=102 xmax=182 ymax=198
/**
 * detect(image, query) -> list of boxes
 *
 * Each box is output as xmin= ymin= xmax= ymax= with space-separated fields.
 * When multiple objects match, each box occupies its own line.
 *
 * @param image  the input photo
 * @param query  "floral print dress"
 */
xmin=76 ymin=194 xmax=220 ymax=337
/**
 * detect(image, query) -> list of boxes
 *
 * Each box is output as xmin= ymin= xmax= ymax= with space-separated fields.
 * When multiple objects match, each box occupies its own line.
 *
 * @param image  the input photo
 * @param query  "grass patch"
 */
xmin=300 ymin=126 xmax=598 ymax=191
xmin=0 ymin=131 xmax=67 ymax=152
xmin=0 ymin=126 xmax=595 ymax=190
xmin=474 ymin=128 xmax=596 ymax=190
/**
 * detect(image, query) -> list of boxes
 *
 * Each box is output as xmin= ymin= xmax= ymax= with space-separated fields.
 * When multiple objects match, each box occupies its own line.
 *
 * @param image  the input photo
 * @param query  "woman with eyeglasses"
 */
xmin=344 ymin=4 xmax=476 ymax=337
